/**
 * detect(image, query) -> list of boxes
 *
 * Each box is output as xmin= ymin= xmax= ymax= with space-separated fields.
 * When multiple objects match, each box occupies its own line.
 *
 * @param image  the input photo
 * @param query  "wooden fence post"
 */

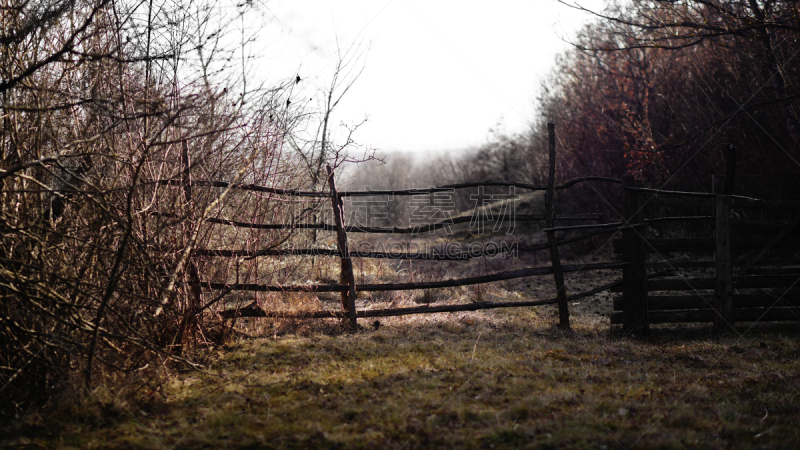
xmin=179 ymin=140 xmax=203 ymax=350
xmin=545 ymin=123 xmax=570 ymax=330
xmin=714 ymin=145 xmax=735 ymax=331
xmin=326 ymin=164 xmax=357 ymax=330
xmin=723 ymin=144 xmax=737 ymax=196
xmin=622 ymin=175 xmax=648 ymax=334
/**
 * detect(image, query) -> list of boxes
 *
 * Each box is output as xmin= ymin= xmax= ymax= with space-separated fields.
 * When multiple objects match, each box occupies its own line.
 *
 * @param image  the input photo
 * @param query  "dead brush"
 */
xmin=469 ymin=283 xmax=487 ymax=303
xmin=228 ymin=291 xmax=328 ymax=336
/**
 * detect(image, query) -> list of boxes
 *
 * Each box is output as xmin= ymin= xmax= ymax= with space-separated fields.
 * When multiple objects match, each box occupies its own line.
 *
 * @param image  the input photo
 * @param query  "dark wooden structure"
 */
xmin=613 ymin=149 xmax=800 ymax=332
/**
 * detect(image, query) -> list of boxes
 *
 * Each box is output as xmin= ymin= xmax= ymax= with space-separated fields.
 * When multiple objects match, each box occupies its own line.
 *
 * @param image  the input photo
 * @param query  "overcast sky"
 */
xmin=247 ymin=0 xmax=608 ymax=155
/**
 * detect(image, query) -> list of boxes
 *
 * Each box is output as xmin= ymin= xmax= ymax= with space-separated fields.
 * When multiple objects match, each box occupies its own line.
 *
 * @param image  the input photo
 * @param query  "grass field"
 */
xmin=3 ymin=230 xmax=800 ymax=449
xmin=5 ymin=295 xmax=800 ymax=449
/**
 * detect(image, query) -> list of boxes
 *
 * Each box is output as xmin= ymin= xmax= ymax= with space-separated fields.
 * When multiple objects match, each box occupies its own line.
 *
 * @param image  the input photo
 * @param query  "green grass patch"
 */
xmin=4 ymin=311 xmax=800 ymax=449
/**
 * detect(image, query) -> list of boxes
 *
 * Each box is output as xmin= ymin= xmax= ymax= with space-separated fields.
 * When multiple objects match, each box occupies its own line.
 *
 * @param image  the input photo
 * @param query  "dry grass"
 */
xmin=4 ymin=305 xmax=800 ymax=448
xmin=3 ymin=250 xmax=800 ymax=449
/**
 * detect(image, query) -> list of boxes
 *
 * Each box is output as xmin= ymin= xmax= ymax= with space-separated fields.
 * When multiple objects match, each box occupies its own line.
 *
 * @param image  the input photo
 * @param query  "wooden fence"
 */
xmin=169 ymin=124 xmax=628 ymax=330
xmin=613 ymin=147 xmax=800 ymax=333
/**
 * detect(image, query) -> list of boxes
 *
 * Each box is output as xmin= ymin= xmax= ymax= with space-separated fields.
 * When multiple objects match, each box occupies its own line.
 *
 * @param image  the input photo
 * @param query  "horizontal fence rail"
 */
xmin=221 ymin=280 xmax=623 ymax=319
xmin=193 ymin=223 xmax=638 ymax=261
xmin=158 ymin=176 xmax=622 ymax=198
xmin=155 ymin=212 xmax=604 ymax=233
xmin=202 ymin=262 xmax=627 ymax=293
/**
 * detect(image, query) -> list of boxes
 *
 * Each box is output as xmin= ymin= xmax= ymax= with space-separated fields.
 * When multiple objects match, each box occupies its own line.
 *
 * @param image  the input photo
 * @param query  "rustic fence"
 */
xmin=167 ymin=124 xmax=628 ymax=330
xmin=613 ymin=147 xmax=800 ymax=333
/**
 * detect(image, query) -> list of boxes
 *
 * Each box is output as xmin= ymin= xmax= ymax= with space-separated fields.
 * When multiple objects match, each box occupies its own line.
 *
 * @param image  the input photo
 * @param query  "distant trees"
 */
xmin=472 ymin=0 xmax=799 ymax=199
xmin=345 ymin=153 xmax=417 ymax=227
xmin=563 ymin=0 xmax=800 ymax=190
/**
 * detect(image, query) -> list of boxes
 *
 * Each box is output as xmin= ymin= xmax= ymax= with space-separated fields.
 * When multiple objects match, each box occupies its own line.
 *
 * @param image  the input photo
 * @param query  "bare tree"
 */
xmin=0 ymin=0 xmax=310 ymax=418
xmin=291 ymin=39 xmax=371 ymax=185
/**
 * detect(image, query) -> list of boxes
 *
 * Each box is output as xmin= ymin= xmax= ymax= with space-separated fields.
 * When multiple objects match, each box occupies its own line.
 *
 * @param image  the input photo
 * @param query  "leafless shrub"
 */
xmin=0 ymin=0 xmax=332 ymax=418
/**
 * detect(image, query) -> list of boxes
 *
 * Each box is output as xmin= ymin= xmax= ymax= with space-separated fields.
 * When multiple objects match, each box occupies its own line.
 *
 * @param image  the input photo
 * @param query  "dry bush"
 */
xmin=544 ymin=1 xmax=798 ymax=198
xmin=0 ymin=0 xmax=326 ymax=419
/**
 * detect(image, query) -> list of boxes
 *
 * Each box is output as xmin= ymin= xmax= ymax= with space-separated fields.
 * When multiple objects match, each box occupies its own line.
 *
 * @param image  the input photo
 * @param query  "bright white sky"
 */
xmin=246 ymin=0 xmax=608 ymax=155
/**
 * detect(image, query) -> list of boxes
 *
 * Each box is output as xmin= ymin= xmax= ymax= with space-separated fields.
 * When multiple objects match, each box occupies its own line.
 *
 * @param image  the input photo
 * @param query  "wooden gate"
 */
xmin=613 ymin=162 xmax=800 ymax=333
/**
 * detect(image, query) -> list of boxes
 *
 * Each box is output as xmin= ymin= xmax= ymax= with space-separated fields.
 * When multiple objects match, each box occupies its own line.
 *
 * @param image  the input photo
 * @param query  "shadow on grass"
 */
xmin=5 ymin=314 xmax=800 ymax=449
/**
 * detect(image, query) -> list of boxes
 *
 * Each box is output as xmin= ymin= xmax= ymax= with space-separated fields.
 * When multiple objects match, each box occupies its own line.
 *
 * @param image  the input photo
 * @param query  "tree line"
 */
xmin=361 ymin=1 xmax=799 ymax=207
xmin=477 ymin=0 xmax=799 ymax=200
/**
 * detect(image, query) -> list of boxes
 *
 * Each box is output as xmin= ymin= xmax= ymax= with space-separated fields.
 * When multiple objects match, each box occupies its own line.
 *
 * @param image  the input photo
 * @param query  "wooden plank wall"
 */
xmin=613 ymin=168 xmax=800 ymax=331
